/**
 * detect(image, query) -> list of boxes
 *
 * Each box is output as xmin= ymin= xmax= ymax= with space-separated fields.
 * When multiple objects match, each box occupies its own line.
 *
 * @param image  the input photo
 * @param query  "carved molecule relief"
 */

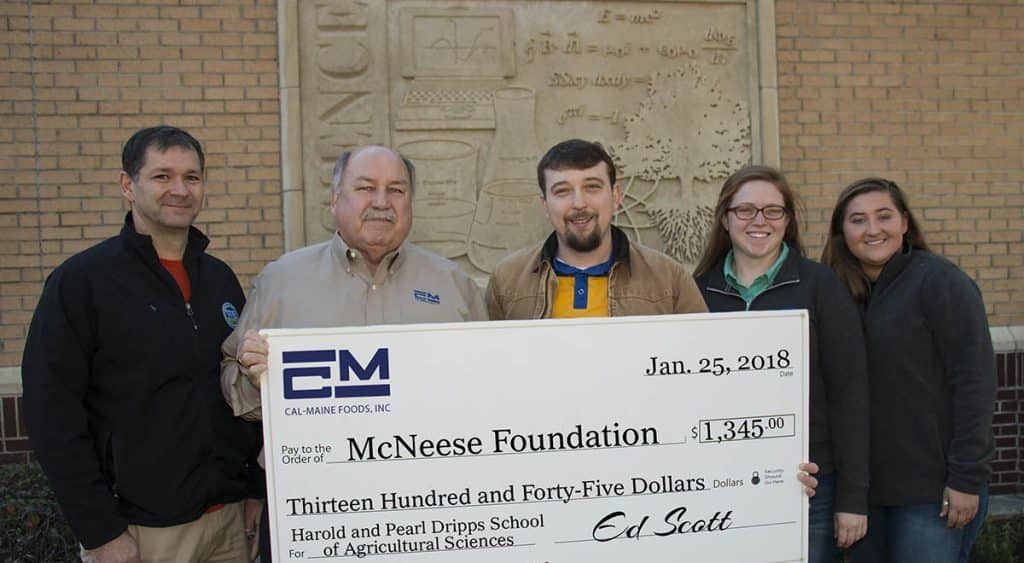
xmin=300 ymin=1 xmax=757 ymax=278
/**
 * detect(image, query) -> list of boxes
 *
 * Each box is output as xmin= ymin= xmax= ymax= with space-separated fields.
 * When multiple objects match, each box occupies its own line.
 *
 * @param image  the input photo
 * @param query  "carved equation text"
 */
xmin=556 ymin=105 xmax=621 ymax=126
xmin=547 ymin=72 xmax=649 ymax=90
xmin=597 ymin=8 xmax=663 ymax=24
xmin=525 ymin=29 xmax=738 ymax=67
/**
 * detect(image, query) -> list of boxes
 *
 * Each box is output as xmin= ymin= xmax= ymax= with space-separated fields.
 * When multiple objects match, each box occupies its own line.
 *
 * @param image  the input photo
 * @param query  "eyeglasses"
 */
xmin=727 ymin=204 xmax=788 ymax=221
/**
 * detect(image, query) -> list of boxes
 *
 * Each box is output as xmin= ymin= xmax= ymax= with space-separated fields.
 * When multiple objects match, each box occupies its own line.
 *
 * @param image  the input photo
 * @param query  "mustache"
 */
xmin=362 ymin=210 xmax=396 ymax=223
xmin=566 ymin=211 xmax=596 ymax=222
xmin=159 ymin=195 xmax=194 ymax=205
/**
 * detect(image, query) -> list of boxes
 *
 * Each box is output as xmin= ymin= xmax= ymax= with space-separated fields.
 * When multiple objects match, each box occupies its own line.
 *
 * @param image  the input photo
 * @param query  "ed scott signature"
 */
xmin=592 ymin=506 xmax=734 ymax=541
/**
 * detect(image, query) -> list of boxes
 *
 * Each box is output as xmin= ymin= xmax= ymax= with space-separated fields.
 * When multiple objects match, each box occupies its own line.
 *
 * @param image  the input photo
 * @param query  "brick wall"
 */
xmin=775 ymin=0 xmax=1024 ymax=327
xmin=0 ymin=0 xmax=285 ymax=368
xmin=992 ymin=351 xmax=1023 ymax=494
xmin=0 ymin=395 xmax=31 ymax=464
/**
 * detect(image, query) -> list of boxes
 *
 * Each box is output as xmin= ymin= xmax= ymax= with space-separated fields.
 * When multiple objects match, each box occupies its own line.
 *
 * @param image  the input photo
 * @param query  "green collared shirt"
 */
xmin=724 ymin=243 xmax=790 ymax=305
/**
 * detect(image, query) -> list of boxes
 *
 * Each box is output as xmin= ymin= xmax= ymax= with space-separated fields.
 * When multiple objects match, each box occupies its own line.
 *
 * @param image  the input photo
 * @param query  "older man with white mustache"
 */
xmin=222 ymin=144 xmax=486 ymax=402
xmin=219 ymin=145 xmax=487 ymax=558
xmin=223 ymin=143 xmax=486 ymax=407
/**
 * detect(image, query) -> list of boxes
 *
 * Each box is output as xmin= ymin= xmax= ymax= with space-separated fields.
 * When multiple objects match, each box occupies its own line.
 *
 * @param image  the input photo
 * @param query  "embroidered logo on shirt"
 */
xmin=221 ymin=302 xmax=240 ymax=328
xmin=413 ymin=289 xmax=441 ymax=305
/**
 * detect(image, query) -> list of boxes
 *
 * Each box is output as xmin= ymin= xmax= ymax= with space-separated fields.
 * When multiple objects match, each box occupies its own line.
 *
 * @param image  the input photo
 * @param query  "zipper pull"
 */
xmin=185 ymin=302 xmax=198 ymax=330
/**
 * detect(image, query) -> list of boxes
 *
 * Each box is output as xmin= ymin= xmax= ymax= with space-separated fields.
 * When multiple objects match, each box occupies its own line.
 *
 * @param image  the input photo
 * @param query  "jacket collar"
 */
xmin=774 ymin=247 xmax=802 ymax=284
xmin=703 ymin=245 xmax=802 ymax=295
xmin=536 ymin=225 xmax=632 ymax=272
xmin=871 ymin=242 xmax=914 ymax=298
xmin=120 ymin=212 xmax=209 ymax=264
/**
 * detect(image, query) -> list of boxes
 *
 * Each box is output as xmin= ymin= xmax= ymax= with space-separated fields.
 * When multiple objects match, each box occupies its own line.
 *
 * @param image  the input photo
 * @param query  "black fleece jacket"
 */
xmin=859 ymin=247 xmax=994 ymax=505
xmin=22 ymin=214 xmax=263 ymax=549
xmin=696 ymin=251 xmax=870 ymax=514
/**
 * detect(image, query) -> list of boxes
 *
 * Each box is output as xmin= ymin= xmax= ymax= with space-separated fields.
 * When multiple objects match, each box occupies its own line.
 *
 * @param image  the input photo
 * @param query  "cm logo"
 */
xmin=282 ymin=348 xmax=389 ymax=399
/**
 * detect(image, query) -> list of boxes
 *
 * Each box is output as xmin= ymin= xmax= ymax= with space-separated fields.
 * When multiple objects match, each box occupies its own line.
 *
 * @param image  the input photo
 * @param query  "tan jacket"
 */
xmin=221 ymin=234 xmax=487 ymax=422
xmin=486 ymin=226 xmax=708 ymax=320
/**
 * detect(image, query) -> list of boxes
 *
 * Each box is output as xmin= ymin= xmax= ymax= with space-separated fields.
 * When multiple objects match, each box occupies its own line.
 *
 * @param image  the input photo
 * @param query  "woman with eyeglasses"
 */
xmin=821 ymin=178 xmax=994 ymax=563
xmin=694 ymin=165 xmax=870 ymax=562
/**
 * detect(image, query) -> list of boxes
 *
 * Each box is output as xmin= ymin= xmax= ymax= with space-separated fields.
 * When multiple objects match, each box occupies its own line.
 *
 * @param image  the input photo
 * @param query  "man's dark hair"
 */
xmin=121 ymin=126 xmax=205 ymax=180
xmin=536 ymin=139 xmax=617 ymax=195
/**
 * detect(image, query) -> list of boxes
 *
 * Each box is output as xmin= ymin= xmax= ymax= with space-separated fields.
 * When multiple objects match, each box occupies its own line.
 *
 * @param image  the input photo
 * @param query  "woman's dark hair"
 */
xmin=693 ymin=165 xmax=804 ymax=278
xmin=820 ymin=177 xmax=929 ymax=304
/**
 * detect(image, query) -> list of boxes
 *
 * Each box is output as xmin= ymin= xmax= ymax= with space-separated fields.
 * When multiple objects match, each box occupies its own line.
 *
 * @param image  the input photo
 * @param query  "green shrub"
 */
xmin=0 ymin=462 xmax=77 ymax=562
xmin=972 ymin=517 xmax=1024 ymax=563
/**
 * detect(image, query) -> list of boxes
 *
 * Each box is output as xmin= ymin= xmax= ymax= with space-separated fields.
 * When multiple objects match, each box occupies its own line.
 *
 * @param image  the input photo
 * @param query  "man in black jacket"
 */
xmin=22 ymin=126 xmax=263 ymax=562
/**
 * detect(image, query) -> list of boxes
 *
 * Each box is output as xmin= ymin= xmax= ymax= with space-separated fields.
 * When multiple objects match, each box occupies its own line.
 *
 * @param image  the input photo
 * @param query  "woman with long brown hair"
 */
xmin=821 ymin=178 xmax=994 ymax=562
xmin=695 ymin=165 xmax=870 ymax=561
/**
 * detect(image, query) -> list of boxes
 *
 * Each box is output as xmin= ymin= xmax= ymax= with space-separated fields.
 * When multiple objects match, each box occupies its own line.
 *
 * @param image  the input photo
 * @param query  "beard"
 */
xmin=564 ymin=226 xmax=603 ymax=253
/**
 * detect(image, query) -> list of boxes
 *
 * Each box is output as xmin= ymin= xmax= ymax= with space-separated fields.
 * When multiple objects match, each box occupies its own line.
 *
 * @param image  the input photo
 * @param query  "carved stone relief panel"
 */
xmin=289 ymin=0 xmax=776 ymax=280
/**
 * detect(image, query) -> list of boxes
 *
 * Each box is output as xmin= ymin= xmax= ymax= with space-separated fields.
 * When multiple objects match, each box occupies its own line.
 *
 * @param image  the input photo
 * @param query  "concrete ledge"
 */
xmin=989 ymin=494 xmax=1024 ymax=521
xmin=0 ymin=366 xmax=20 ymax=396
xmin=1008 ymin=326 xmax=1024 ymax=353
xmin=991 ymin=326 xmax=1021 ymax=354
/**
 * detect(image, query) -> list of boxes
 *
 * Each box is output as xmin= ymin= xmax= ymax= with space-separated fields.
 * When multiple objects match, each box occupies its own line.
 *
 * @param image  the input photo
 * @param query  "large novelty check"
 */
xmin=261 ymin=311 xmax=809 ymax=562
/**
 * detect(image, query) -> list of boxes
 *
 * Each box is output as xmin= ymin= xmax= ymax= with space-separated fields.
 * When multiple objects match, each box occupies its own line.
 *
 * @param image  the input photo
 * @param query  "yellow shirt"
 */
xmin=552 ymin=275 xmax=609 ymax=318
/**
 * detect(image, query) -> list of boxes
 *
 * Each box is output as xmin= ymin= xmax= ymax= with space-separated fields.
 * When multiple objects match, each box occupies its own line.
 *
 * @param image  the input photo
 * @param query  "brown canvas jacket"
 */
xmin=486 ymin=226 xmax=707 ymax=319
